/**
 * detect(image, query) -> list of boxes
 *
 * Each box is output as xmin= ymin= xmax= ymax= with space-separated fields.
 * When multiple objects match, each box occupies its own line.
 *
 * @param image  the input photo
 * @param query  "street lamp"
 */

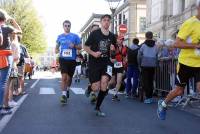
xmin=105 ymin=0 xmax=122 ymax=33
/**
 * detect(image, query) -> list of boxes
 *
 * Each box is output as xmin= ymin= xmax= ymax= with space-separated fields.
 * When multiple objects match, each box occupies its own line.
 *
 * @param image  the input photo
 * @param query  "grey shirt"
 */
xmin=138 ymin=40 xmax=159 ymax=67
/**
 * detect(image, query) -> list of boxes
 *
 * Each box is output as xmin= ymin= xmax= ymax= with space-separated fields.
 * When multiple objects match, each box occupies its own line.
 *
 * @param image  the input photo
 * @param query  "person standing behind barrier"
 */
xmin=157 ymin=0 xmax=200 ymax=120
xmin=17 ymin=35 xmax=29 ymax=95
xmin=126 ymin=38 xmax=140 ymax=98
xmin=0 ymin=26 xmax=3 ymax=46
xmin=4 ymin=33 xmax=20 ymax=108
xmin=0 ymin=9 xmax=22 ymax=115
xmin=138 ymin=31 xmax=159 ymax=104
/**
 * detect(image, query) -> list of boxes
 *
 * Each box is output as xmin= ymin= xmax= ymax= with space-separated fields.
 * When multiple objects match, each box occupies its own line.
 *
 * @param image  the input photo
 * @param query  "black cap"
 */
xmin=101 ymin=14 xmax=111 ymax=20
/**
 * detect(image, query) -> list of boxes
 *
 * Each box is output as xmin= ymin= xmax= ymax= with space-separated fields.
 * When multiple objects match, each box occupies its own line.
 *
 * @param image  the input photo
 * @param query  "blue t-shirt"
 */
xmin=56 ymin=33 xmax=81 ymax=60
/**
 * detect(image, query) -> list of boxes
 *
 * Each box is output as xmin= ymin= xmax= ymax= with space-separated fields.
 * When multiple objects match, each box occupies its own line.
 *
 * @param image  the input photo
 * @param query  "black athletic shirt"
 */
xmin=85 ymin=29 xmax=116 ymax=64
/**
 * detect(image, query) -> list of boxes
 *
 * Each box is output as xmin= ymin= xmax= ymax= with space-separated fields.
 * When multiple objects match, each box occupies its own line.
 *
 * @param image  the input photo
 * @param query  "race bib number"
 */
xmin=114 ymin=62 xmax=123 ymax=68
xmin=195 ymin=49 xmax=200 ymax=56
xmin=62 ymin=49 xmax=72 ymax=57
xmin=106 ymin=65 xmax=112 ymax=76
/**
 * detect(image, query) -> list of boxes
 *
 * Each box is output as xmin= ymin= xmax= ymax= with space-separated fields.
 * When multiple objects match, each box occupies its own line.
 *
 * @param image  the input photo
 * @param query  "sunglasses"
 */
xmin=64 ymin=25 xmax=71 ymax=28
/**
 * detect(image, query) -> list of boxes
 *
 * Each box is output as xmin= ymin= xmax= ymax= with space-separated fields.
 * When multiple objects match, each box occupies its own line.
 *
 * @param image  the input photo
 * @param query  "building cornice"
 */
xmin=79 ymin=13 xmax=103 ymax=32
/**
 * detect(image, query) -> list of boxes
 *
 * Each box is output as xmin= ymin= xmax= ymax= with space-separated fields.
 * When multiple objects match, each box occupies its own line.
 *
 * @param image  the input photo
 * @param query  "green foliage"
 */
xmin=1 ymin=0 xmax=47 ymax=54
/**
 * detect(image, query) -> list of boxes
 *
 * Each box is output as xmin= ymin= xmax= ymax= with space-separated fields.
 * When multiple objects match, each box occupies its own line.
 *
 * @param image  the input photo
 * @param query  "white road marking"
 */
xmin=108 ymin=90 xmax=125 ymax=95
xmin=71 ymin=87 xmax=85 ymax=94
xmin=0 ymin=94 xmax=28 ymax=133
xmin=39 ymin=87 xmax=56 ymax=95
xmin=30 ymin=79 xmax=40 ymax=89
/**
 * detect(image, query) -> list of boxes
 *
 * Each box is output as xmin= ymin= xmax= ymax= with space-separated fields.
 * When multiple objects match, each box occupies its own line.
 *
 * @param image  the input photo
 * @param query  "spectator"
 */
xmin=0 ymin=26 xmax=3 ymax=46
xmin=138 ymin=31 xmax=159 ymax=104
xmin=126 ymin=38 xmax=140 ymax=98
xmin=17 ymin=35 xmax=29 ymax=95
xmin=4 ymin=33 xmax=20 ymax=108
xmin=0 ymin=9 xmax=22 ymax=115
xmin=30 ymin=57 xmax=35 ymax=78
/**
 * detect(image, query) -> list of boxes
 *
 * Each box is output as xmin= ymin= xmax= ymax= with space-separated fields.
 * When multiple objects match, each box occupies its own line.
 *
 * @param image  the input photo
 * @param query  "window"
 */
xmin=182 ymin=0 xmax=185 ymax=11
xmin=114 ymin=20 xmax=118 ymax=33
xmin=139 ymin=17 xmax=146 ymax=33
xmin=173 ymin=0 xmax=183 ymax=15
xmin=123 ymin=14 xmax=127 ymax=25
xmin=118 ymin=14 xmax=122 ymax=25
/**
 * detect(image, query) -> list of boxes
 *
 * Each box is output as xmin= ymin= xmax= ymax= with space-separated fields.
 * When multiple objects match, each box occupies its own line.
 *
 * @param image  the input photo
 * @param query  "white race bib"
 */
xmin=114 ymin=62 xmax=123 ymax=68
xmin=106 ymin=65 xmax=112 ymax=76
xmin=194 ymin=49 xmax=200 ymax=56
xmin=62 ymin=49 xmax=72 ymax=57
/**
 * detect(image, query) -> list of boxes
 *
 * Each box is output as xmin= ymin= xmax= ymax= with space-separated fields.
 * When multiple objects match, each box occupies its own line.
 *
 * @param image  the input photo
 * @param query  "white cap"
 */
xmin=197 ymin=0 xmax=200 ymax=7
xmin=165 ymin=39 xmax=174 ymax=46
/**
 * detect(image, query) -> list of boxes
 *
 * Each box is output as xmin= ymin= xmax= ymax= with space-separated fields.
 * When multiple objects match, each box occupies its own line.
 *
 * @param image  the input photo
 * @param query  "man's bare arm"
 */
xmin=172 ymin=37 xmax=200 ymax=49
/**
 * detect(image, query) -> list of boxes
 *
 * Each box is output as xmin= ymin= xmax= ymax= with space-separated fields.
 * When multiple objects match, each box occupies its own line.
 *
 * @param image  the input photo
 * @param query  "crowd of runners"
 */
xmin=55 ymin=0 xmax=200 ymax=120
xmin=1 ymin=0 xmax=200 ymax=121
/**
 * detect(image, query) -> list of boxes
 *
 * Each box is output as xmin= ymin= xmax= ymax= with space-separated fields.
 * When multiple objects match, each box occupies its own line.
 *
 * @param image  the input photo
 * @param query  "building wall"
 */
xmin=0 ymin=0 xmax=15 ymax=6
xmin=80 ymin=14 xmax=103 ymax=46
xmin=146 ymin=0 xmax=197 ymax=40
xmin=114 ymin=0 xmax=146 ymax=46
xmin=39 ymin=47 xmax=56 ymax=66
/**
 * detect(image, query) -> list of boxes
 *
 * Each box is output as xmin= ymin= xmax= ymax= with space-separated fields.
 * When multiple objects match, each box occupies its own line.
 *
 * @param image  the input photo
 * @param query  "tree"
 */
xmin=1 ymin=0 xmax=47 ymax=55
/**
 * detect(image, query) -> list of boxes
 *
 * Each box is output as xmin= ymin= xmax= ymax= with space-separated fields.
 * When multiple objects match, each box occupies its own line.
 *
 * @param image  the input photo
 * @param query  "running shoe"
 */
xmin=125 ymin=94 xmax=131 ymax=99
xmin=60 ymin=95 xmax=67 ymax=104
xmin=90 ymin=93 xmax=97 ymax=104
xmin=95 ymin=109 xmax=106 ymax=117
xmin=8 ymin=100 xmax=18 ymax=107
xmin=157 ymin=100 xmax=167 ymax=120
xmin=144 ymin=98 xmax=153 ymax=104
xmin=112 ymin=95 xmax=120 ymax=101
xmin=85 ymin=85 xmax=92 ymax=98
xmin=0 ymin=108 xmax=12 ymax=115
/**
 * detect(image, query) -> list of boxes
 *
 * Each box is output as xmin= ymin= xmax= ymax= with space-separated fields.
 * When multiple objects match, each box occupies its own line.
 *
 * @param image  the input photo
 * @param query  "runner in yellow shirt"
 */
xmin=157 ymin=0 xmax=200 ymax=120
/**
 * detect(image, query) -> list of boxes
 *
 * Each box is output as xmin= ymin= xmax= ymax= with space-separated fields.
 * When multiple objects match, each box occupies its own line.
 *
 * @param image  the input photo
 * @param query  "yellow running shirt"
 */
xmin=178 ymin=16 xmax=200 ymax=67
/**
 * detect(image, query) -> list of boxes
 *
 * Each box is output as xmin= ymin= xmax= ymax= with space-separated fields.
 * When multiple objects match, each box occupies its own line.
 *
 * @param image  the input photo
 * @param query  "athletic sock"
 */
xmin=95 ymin=90 xmax=107 ymax=110
xmin=62 ymin=91 xmax=67 ymax=96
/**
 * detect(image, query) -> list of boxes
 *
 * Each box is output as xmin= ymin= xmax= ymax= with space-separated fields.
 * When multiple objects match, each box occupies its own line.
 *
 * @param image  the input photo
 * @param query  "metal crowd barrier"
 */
xmin=155 ymin=57 xmax=177 ymax=95
xmin=154 ymin=57 xmax=200 ymax=108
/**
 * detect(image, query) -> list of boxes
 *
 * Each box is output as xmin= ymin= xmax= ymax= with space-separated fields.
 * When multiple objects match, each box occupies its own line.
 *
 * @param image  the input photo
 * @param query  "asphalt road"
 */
xmin=1 ymin=71 xmax=200 ymax=134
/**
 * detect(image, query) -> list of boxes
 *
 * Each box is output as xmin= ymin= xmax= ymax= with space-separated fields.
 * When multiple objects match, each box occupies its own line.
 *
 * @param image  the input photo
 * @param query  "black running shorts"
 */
xmin=59 ymin=58 xmax=76 ymax=77
xmin=176 ymin=63 xmax=200 ymax=88
xmin=89 ymin=62 xmax=113 ymax=84
xmin=113 ymin=67 xmax=124 ymax=75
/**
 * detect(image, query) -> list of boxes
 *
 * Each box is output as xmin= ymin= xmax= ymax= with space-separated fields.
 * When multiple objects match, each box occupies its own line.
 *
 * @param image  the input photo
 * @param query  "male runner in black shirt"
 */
xmin=84 ymin=14 xmax=116 ymax=117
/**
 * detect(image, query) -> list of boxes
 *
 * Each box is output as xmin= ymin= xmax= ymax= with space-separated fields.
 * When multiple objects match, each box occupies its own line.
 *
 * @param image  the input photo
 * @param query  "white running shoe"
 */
xmin=8 ymin=100 xmax=18 ymax=107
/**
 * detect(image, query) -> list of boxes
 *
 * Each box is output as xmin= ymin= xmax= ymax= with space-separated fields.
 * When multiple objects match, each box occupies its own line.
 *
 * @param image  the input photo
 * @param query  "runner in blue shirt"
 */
xmin=56 ymin=20 xmax=82 ymax=104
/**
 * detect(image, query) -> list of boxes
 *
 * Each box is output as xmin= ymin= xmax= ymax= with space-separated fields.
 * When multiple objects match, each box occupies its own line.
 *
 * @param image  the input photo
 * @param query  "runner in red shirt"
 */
xmin=109 ymin=35 xmax=127 ymax=101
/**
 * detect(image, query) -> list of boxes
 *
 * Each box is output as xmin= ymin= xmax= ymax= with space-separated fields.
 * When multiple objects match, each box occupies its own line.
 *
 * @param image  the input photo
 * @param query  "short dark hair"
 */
xmin=132 ymin=38 xmax=139 ymax=45
xmin=145 ymin=31 xmax=153 ymax=39
xmin=100 ymin=14 xmax=111 ymax=21
xmin=63 ymin=20 xmax=71 ymax=26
